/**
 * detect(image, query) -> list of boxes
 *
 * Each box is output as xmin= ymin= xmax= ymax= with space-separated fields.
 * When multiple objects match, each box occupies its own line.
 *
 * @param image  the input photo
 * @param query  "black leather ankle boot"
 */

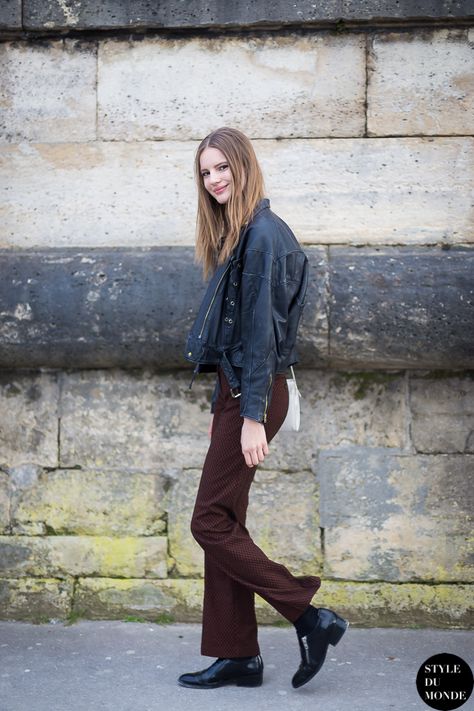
xmin=178 ymin=654 xmax=264 ymax=689
xmin=292 ymin=607 xmax=349 ymax=689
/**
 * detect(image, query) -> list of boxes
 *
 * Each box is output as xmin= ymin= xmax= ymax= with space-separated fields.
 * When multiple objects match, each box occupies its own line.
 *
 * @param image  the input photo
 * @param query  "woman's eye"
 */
xmin=219 ymin=164 xmax=228 ymax=171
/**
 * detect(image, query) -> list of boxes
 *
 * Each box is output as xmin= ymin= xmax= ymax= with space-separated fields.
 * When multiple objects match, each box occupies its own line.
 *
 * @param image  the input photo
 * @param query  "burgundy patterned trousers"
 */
xmin=190 ymin=365 xmax=321 ymax=658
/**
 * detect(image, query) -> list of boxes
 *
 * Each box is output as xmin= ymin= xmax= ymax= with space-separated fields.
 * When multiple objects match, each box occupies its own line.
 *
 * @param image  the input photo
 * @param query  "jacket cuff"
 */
xmin=241 ymin=412 xmax=264 ymax=424
xmin=239 ymin=371 xmax=274 ymax=423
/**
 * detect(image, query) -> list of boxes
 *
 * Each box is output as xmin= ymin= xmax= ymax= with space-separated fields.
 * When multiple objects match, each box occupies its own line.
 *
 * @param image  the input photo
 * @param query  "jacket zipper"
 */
xmin=198 ymin=261 xmax=232 ymax=339
xmin=263 ymin=373 xmax=272 ymax=423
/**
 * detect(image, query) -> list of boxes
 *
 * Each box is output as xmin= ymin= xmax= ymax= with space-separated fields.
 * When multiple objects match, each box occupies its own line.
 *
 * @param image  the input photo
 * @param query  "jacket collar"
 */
xmin=252 ymin=197 xmax=270 ymax=219
xmin=229 ymin=198 xmax=270 ymax=263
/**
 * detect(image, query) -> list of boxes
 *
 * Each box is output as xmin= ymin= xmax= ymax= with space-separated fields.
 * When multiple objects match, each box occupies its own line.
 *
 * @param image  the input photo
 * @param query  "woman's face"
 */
xmin=199 ymin=147 xmax=233 ymax=204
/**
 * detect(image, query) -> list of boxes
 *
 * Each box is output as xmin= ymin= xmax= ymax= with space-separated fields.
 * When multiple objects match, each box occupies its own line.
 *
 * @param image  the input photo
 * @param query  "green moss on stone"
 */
xmin=65 ymin=608 xmax=87 ymax=625
xmin=153 ymin=612 xmax=175 ymax=624
xmin=6 ymin=577 xmax=472 ymax=628
xmin=336 ymin=372 xmax=401 ymax=400
xmin=418 ymin=370 xmax=474 ymax=380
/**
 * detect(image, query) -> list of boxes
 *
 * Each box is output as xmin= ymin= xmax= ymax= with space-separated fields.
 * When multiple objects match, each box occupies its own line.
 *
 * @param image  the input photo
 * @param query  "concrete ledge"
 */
xmin=17 ymin=1 xmax=474 ymax=33
xmin=0 ymin=246 xmax=472 ymax=370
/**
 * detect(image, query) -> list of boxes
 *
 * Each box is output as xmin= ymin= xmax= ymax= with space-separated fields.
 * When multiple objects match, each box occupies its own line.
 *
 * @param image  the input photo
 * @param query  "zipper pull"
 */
xmin=188 ymin=363 xmax=200 ymax=389
xmin=263 ymin=373 xmax=273 ymax=423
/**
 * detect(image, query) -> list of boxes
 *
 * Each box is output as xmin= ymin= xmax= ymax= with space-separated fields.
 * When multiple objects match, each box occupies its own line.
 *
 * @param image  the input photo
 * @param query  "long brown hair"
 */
xmin=194 ymin=127 xmax=265 ymax=280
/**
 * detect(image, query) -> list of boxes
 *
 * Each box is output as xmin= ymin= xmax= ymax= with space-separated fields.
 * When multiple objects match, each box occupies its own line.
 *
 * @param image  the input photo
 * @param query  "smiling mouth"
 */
xmin=214 ymin=185 xmax=228 ymax=194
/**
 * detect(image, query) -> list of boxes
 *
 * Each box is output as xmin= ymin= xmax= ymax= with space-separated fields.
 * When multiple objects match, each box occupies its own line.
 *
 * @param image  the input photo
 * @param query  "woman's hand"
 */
xmin=208 ymin=414 xmax=214 ymax=439
xmin=241 ymin=417 xmax=269 ymax=467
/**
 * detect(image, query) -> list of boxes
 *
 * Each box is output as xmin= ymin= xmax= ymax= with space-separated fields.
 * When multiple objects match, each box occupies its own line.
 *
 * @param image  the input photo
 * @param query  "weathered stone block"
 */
xmin=2 ymin=138 xmax=472 ymax=250
xmin=368 ymin=29 xmax=474 ymax=136
xmin=0 ymin=371 xmax=59 ymax=468
xmin=0 ymin=470 xmax=9 ymax=533
xmin=410 ymin=374 xmax=474 ymax=453
xmin=272 ymin=370 xmax=408 ymax=464
xmin=165 ymin=468 xmax=203 ymax=577
xmin=167 ymin=467 xmax=320 ymax=577
xmin=73 ymin=576 xmax=295 ymax=624
xmin=298 ymin=247 xmax=328 ymax=365
xmin=3 ymin=244 xmax=473 ymax=370
xmin=329 ymin=247 xmax=474 ymax=368
xmin=0 ymin=577 xmax=73 ymax=621
xmin=0 ymin=1 xmax=20 ymax=29
xmin=312 ymin=581 xmax=474 ymax=628
xmin=98 ymin=34 xmax=365 ymax=140
xmin=59 ymin=369 xmax=211 ymax=470
xmin=10 ymin=468 xmax=167 ymax=535
xmin=0 ymin=40 xmax=97 ymax=143
xmin=258 ymin=137 xmax=474 ymax=246
xmin=6 ymin=464 xmax=44 ymax=533
xmin=0 ymin=142 xmax=196 ymax=250
xmin=0 ymin=246 xmax=327 ymax=368
xmin=246 ymin=469 xmax=321 ymax=576
xmin=0 ymin=247 xmax=195 ymax=367
xmin=72 ymin=577 xmax=473 ymax=627
xmin=266 ymin=370 xmax=408 ymax=476
xmin=0 ymin=535 xmax=168 ymax=578
xmin=21 ymin=1 xmax=474 ymax=31
xmin=73 ymin=578 xmax=203 ymax=622
xmin=318 ymin=449 xmax=473 ymax=582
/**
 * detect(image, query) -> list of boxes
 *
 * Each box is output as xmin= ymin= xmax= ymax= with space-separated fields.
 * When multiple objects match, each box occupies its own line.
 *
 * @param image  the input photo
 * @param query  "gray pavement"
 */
xmin=0 ymin=621 xmax=472 ymax=711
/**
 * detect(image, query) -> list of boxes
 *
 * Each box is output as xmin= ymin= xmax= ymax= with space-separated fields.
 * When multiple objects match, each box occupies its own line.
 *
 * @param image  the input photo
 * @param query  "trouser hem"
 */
xmin=281 ymin=576 xmax=323 ymax=623
xmin=200 ymin=647 xmax=261 ymax=658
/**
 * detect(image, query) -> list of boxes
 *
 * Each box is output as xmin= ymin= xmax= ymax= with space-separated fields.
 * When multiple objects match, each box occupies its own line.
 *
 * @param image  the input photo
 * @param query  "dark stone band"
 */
xmin=2 ymin=1 xmax=474 ymax=33
xmin=0 ymin=246 xmax=472 ymax=370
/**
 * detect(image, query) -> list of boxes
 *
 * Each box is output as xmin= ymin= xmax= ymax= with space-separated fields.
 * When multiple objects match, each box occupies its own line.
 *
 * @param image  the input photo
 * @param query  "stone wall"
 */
xmin=1 ymin=368 xmax=473 ymax=626
xmin=0 ymin=2 xmax=473 ymax=626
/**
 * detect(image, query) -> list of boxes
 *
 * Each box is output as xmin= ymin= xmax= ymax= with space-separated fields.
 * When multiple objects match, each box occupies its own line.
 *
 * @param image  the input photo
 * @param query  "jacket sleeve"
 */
xmin=238 ymin=248 xmax=283 ymax=423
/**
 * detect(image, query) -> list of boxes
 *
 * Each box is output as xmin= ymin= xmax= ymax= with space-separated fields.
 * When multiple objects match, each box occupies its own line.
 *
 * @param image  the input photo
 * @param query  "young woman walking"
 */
xmin=179 ymin=127 xmax=348 ymax=690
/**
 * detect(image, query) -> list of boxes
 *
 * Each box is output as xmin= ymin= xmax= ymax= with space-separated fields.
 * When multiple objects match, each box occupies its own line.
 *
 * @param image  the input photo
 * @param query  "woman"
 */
xmin=179 ymin=127 xmax=348 ymax=690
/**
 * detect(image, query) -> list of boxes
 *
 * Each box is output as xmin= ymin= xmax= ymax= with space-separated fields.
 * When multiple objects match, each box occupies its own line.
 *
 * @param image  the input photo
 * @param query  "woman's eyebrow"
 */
xmin=200 ymin=161 xmax=227 ymax=172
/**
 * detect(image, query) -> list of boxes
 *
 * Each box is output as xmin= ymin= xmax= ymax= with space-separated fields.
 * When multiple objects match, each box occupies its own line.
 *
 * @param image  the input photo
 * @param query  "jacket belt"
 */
xmin=187 ymin=350 xmax=241 ymax=397
xmin=219 ymin=350 xmax=241 ymax=396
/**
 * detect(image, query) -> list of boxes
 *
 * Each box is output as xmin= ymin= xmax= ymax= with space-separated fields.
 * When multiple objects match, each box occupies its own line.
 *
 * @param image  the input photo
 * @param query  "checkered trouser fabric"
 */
xmin=191 ymin=365 xmax=321 ymax=658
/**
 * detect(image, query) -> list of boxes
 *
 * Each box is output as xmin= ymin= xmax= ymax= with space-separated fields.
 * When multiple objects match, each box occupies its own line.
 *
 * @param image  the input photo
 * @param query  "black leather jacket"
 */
xmin=183 ymin=198 xmax=309 ymax=423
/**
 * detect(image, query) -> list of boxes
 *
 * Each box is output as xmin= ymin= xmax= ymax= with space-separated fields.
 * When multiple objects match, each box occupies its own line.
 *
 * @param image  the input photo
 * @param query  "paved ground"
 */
xmin=0 ymin=621 xmax=472 ymax=711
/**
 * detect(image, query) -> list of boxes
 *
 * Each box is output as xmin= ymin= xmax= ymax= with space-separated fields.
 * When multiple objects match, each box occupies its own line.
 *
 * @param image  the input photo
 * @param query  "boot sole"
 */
xmin=178 ymin=672 xmax=263 ymax=689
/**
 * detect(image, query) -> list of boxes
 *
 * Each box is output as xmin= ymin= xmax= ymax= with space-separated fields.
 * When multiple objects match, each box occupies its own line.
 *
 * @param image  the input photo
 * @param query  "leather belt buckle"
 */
xmin=230 ymin=387 xmax=241 ymax=398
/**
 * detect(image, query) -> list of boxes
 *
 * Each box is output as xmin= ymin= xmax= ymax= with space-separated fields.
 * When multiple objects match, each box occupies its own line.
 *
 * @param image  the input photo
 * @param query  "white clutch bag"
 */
xmin=280 ymin=365 xmax=302 ymax=432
